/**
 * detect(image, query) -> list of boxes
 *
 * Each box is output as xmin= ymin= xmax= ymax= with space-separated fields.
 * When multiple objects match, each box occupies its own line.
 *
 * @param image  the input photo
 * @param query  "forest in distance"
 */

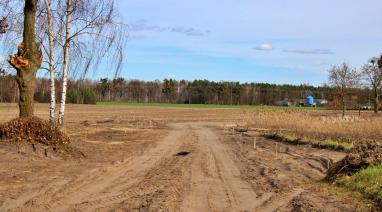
xmin=0 ymin=73 xmax=372 ymax=108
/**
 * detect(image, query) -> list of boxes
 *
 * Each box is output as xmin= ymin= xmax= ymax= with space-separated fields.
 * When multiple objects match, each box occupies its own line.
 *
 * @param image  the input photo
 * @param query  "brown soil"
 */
xmin=221 ymin=128 xmax=363 ymax=211
xmin=0 ymin=104 xmax=374 ymax=211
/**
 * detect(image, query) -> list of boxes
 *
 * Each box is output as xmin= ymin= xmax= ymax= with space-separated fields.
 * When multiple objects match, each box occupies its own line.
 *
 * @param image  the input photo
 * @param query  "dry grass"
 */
xmin=245 ymin=110 xmax=382 ymax=207
xmin=246 ymin=110 xmax=382 ymax=143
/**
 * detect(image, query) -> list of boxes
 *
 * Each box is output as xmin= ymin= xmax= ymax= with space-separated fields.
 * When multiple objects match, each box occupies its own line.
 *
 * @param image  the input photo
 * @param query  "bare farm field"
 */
xmin=0 ymin=103 xmax=379 ymax=211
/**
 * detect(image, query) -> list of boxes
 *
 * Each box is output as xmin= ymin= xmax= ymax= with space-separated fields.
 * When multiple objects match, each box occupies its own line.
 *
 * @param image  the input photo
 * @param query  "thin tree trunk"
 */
xmin=44 ymin=0 xmax=56 ymax=126
xmin=230 ymin=86 xmax=233 ymax=105
xmin=9 ymin=0 xmax=42 ymax=118
xmin=58 ymin=0 xmax=71 ymax=125
xmin=374 ymin=88 xmax=379 ymax=114
xmin=342 ymin=95 xmax=346 ymax=117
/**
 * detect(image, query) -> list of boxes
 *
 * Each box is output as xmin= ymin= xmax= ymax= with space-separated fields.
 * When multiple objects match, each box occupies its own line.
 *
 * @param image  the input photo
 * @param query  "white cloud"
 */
xmin=128 ymin=19 xmax=209 ymax=37
xmin=254 ymin=44 xmax=273 ymax=51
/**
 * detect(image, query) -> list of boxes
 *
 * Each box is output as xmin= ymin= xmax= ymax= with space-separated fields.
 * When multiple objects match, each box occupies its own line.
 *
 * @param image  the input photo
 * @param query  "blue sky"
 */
xmin=100 ymin=0 xmax=382 ymax=85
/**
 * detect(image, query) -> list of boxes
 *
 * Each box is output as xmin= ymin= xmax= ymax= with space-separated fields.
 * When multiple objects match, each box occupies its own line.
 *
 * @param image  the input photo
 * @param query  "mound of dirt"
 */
xmin=325 ymin=139 xmax=382 ymax=182
xmin=0 ymin=117 xmax=70 ymax=146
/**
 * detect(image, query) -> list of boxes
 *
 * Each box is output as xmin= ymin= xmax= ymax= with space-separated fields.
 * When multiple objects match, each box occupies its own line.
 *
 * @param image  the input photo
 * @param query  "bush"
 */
xmin=65 ymin=89 xmax=96 ymax=104
xmin=34 ymin=91 xmax=50 ymax=103
xmin=66 ymin=90 xmax=78 ymax=104
xmin=81 ymin=89 xmax=96 ymax=104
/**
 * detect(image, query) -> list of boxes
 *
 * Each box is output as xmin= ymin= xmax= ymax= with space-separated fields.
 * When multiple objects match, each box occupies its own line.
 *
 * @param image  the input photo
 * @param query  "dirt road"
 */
xmin=1 ymin=122 xmax=359 ymax=211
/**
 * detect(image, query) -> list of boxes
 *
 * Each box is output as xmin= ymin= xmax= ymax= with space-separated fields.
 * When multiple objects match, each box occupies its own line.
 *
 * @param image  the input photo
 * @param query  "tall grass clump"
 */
xmin=337 ymin=164 xmax=382 ymax=205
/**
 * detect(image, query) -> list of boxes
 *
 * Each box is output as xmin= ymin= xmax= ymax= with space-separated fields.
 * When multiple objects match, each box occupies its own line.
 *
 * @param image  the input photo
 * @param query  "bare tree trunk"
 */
xmin=8 ymin=0 xmax=42 ymax=117
xmin=58 ymin=0 xmax=71 ymax=125
xmin=374 ymin=88 xmax=379 ymax=114
xmin=16 ymin=71 xmax=36 ymax=117
xmin=44 ymin=0 xmax=56 ymax=125
xmin=342 ymin=94 xmax=346 ymax=117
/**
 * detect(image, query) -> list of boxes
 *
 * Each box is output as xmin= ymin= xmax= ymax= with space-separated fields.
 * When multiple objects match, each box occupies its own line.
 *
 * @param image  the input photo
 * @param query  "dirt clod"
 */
xmin=326 ymin=139 xmax=382 ymax=182
xmin=291 ymin=196 xmax=319 ymax=212
xmin=0 ymin=116 xmax=70 ymax=146
xmin=175 ymin=151 xmax=190 ymax=156
xmin=96 ymin=119 xmax=114 ymax=124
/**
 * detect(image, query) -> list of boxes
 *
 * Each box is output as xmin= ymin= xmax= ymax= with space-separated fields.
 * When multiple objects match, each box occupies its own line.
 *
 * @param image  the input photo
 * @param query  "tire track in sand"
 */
xmin=2 ymin=124 xmax=188 ymax=212
xmin=181 ymin=123 xmax=260 ymax=212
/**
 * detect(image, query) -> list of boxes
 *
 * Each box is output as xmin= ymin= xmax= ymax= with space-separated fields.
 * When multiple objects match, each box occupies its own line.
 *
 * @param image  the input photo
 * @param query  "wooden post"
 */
xmin=275 ymin=143 xmax=278 ymax=158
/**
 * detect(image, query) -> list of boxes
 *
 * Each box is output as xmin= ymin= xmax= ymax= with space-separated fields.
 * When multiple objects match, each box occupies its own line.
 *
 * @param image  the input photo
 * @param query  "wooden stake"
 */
xmin=276 ymin=143 xmax=279 ymax=158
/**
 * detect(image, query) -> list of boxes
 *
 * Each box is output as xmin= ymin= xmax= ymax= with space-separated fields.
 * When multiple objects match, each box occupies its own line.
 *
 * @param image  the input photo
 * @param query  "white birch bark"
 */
xmin=44 ymin=0 xmax=56 ymax=126
xmin=58 ymin=0 xmax=72 ymax=125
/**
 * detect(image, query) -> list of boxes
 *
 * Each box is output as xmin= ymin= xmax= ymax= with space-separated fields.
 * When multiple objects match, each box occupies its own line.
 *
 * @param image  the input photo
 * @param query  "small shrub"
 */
xmin=65 ymin=89 xmax=96 ymax=104
xmin=66 ymin=90 xmax=78 ymax=104
xmin=81 ymin=89 xmax=96 ymax=104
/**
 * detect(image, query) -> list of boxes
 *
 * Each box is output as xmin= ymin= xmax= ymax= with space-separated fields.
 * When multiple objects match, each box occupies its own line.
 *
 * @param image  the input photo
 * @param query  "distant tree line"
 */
xmin=0 ymin=74 xmax=373 ymax=108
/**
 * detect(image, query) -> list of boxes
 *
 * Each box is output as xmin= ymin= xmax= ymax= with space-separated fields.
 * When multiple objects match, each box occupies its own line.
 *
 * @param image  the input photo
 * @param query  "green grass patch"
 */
xmin=337 ymin=163 xmax=382 ymax=205
xmin=264 ymin=132 xmax=311 ymax=145
xmin=317 ymin=139 xmax=353 ymax=151
xmin=265 ymin=132 xmax=353 ymax=152
xmin=96 ymin=102 xmax=321 ymax=110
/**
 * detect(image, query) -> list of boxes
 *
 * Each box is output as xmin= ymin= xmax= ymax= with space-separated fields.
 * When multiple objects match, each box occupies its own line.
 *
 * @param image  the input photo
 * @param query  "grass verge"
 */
xmin=263 ymin=132 xmax=353 ymax=152
xmin=337 ymin=164 xmax=382 ymax=206
xmin=307 ymin=182 xmax=377 ymax=211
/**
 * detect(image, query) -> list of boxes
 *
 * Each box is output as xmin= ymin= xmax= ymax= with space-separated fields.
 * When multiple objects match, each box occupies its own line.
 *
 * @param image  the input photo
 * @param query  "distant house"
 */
xmin=298 ymin=99 xmax=316 ymax=107
xmin=316 ymin=99 xmax=328 ymax=106
xmin=275 ymin=100 xmax=293 ymax=107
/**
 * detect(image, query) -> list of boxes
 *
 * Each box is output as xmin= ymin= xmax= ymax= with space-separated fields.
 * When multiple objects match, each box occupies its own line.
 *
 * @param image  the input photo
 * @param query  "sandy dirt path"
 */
xmin=2 ymin=122 xmax=358 ymax=211
xmin=181 ymin=124 xmax=260 ymax=211
xmin=2 ymin=124 xmax=191 ymax=211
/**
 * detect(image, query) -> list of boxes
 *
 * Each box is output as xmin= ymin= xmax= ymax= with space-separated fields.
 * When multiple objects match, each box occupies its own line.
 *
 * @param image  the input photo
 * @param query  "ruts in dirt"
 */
xmin=1 ymin=123 xmax=359 ymax=211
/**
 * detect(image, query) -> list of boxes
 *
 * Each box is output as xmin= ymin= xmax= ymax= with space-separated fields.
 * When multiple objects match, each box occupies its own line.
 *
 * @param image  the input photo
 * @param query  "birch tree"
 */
xmin=43 ymin=0 xmax=56 ymax=125
xmin=57 ymin=0 xmax=125 ymax=125
xmin=57 ymin=0 xmax=71 ymax=125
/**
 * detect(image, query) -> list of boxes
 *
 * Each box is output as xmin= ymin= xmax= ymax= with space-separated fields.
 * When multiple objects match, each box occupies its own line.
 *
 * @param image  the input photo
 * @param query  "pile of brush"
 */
xmin=0 ymin=117 xmax=70 ymax=146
